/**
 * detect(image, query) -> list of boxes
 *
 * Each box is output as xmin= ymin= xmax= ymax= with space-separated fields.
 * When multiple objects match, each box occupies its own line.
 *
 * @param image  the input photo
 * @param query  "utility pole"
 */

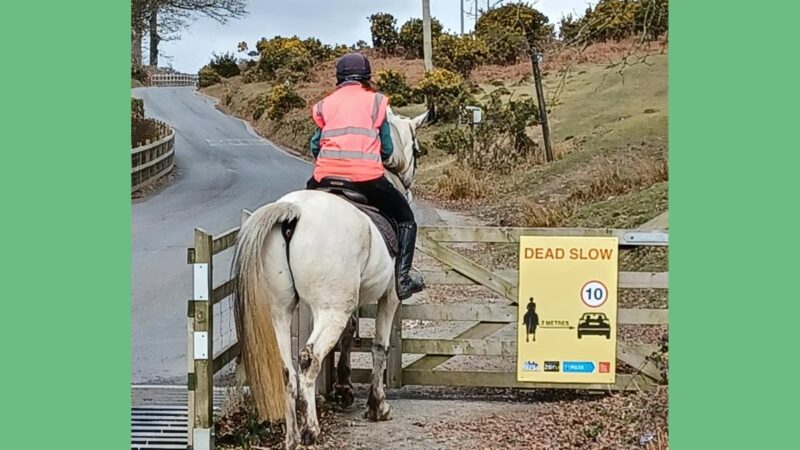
xmin=422 ymin=0 xmax=433 ymax=71
xmin=530 ymin=48 xmax=553 ymax=162
xmin=460 ymin=0 xmax=465 ymax=35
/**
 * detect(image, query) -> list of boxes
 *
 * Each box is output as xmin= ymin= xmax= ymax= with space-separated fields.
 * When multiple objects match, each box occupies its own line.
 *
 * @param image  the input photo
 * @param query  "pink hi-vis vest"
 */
xmin=311 ymin=83 xmax=388 ymax=182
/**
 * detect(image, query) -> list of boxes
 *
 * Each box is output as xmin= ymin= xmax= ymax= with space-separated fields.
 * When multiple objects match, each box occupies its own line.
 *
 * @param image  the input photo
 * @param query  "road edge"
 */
xmin=193 ymin=89 xmax=312 ymax=167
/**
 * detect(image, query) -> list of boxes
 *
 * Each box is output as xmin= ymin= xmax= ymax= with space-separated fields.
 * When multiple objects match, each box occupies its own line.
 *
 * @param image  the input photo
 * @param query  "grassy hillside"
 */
xmin=414 ymin=53 xmax=668 ymax=228
xmin=201 ymin=40 xmax=668 ymax=229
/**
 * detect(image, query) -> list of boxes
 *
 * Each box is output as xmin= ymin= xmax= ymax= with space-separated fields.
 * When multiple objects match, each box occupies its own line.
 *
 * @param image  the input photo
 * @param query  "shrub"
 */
xmin=433 ymin=127 xmax=470 ymax=155
xmin=131 ymin=97 xmax=144 ymax=120
xmin=559 ymin=13 xmax=582 ymax=42
xmin=265 ymin=83 xmax=306 ymax=120
xmin=332 ymin=44 xmax=351 ymax=58
xmin=132 ymin=118 xmax=163 ymax=147
xmin=222 ymin=85 xmax=240 ymax=106
xmin=413 ymin=68 xmax=474 ymax=122
xmin=368 ymin=13 xmax=400 ymax=55
xmin=352 ymin=40 xmax=370 ymax=51
xmin=209 ymin=52 xmax=241 ymax=78
xmin=433 ymin=90 xmax=540 ymax=173
xmin=560 ymin=0 xmax=668 ymax=44
xmin=280 ymin=116 xmax=318 ymax=155
xmin=398 ymin=17 xmax=443 ymax=58
xmin=473 ymin=91 xmax=539 ymax=163
xmin=586 ymin=0 xmax=640 ymax=42
xmin=375 ymin=69 xmax=413 ymax=107
xmin=635 ymin=0 xmax=669 ymax=39
xmin=475 ymin=3 xmax=553 ymax=65
xmin=198 ymin=65 xmax=221 ymax=88
xmin=240 ymin=65 xmax=266 ymax=84
xmin=131 ymin=65 xmax=149 ymax=84
xmin=432 ymin=33 xmax=489 ymax=77
xmin=256 ymin=36 xmax=313 ymax=82
xmin=301 ymin=37 xmax=334 ymax=63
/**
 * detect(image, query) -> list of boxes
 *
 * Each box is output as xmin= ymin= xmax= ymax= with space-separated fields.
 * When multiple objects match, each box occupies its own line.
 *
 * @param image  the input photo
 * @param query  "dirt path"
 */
xmin=308 ymin=384 xmax=667 ymax=450
xmin=325 ymin=386 xmax=538 ymax=450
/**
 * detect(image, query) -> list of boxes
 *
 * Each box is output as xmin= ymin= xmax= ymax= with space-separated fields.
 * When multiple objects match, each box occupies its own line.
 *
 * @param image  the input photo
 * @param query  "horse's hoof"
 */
xmin=334 ymin=383 xmax=355 ymax=407
xmin=379 ymin=405 xmax=392 ymax=421
xmin=364 ymin=404 xmax=392 ymax=422
xmin=300 ymin=427 xmax=317 ymax=446
xmin=286 ymin=433 xmax=301 ymax=450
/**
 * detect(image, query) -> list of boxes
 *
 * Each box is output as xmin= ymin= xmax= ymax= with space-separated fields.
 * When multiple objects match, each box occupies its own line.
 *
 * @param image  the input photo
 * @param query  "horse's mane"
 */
xmin=383 ymin=110 xmax=414 ymax=194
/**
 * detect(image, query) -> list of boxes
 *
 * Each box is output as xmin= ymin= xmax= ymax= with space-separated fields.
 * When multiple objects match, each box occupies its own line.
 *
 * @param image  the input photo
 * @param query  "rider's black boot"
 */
xmin=396 ymin=221 xmax=424 ymax=301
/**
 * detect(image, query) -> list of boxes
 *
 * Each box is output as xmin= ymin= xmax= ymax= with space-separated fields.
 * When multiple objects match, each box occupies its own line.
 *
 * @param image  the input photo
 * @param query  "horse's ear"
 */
xmin=411 ymin=111 xmax=429 ymax=130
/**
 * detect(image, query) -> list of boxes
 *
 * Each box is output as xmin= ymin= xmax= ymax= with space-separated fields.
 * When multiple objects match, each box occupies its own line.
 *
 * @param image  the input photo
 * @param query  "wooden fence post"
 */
xmin=188 ymin=228 xmax=214 ymax=450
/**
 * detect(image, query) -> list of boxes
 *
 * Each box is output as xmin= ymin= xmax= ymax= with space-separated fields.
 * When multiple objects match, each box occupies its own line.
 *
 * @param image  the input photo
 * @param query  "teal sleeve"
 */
xmin=310 ymin=127 xmax=321 ymax=158
xmin=379 ymin=120 xmax=393 ymax=161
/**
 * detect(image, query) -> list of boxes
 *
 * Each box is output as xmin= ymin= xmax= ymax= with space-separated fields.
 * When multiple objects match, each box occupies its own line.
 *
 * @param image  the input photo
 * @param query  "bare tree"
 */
xmin=133 ymin=0 xmax=247 ymax=68
xmin=131 ymin=0 xmax=149 ymax=67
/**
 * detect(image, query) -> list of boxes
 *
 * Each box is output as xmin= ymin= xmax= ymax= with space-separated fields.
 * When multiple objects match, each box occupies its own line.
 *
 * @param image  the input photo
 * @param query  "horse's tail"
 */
xmin=231 ymin=201 xmax=300 ymax=421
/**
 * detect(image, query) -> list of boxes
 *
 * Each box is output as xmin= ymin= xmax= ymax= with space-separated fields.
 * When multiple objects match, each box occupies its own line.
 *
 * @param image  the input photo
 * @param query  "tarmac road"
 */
xmin=131 ymin=86 xmax=442 ymax=384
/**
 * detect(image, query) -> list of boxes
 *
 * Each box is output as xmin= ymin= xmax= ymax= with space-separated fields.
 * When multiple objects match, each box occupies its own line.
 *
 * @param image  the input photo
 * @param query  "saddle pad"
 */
xmin=353 ymin=203 xmax=398 ymax=257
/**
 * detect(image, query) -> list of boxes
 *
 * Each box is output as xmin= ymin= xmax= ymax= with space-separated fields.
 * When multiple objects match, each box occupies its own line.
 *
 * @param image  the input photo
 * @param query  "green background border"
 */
xmin=1 ymin=1 xmax=797 ymax=448
xmin=671 ymin=1 xmax=799 ymax=448
xmin=1 ymin=2 xmax=130 ymax=449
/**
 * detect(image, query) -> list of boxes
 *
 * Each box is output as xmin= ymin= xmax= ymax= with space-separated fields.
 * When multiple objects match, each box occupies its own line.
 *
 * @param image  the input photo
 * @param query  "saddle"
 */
xmin=314 ymin=177 xmax=399 ymax=256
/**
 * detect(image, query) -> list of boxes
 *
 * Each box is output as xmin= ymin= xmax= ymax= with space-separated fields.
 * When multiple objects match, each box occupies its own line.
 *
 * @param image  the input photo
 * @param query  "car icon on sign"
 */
xmin=577 ymin=313 xmax=611 ymax=339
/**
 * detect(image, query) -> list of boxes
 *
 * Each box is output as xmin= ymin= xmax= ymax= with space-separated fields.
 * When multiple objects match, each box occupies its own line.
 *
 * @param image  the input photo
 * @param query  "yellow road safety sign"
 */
xmin=517 ymin=236 xmax=618 ymax=383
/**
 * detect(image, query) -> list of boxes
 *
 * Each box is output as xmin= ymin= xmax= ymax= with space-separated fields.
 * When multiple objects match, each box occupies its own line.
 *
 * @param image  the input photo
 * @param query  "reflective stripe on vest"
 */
xmin=320 ymin=127 xmax=378 ymax=139
xmin=314 ymin=100 xmax=324 ymax=121
xmin=371 ymin=93 xmax=384 ymax=126
xmin=318 ymin=149 xmax=382 ymax=161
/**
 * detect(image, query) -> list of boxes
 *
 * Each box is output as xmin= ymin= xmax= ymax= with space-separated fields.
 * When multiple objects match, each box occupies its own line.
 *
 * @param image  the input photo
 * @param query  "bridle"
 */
xmin=408 ymin=123 xmax=420 ymax=171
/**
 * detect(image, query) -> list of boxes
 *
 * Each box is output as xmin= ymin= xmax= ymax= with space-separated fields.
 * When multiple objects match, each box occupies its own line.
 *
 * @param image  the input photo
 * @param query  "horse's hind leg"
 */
xmin=271 ymin=299 xmax=301 ymax=449
xmin=297 ymin=307 xmax=353 ymax=446
xmin=365 ymin=289 xmax=400 ymax=421
xmin=334 ymin=314 xmax=357 ymax=406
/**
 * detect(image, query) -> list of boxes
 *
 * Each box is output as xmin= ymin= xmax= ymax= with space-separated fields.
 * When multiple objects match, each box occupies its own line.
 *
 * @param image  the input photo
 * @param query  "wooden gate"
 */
xmin=185 ymin=212 xmax=667 ymax=448
xmin=347 ymin=225 xmax=668 ymax=391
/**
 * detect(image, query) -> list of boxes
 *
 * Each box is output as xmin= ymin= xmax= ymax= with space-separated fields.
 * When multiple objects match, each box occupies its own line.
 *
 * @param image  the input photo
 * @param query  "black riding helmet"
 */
xmin=336 ymin=52 xmax=371 ymax=85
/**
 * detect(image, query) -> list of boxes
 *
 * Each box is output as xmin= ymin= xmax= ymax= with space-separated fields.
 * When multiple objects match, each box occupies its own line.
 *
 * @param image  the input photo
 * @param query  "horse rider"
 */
xmin=306 ymin=52 xmax=424 ymax=301
xmin=523 ymin=298 xmax=539 ymax=342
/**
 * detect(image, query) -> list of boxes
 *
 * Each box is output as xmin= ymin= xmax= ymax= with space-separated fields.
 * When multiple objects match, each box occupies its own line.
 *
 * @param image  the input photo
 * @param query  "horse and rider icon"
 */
xmin=522 ymin=297 xmax=576 ymax=342
xmin=522 ymin=298 xmax=539 ymax=342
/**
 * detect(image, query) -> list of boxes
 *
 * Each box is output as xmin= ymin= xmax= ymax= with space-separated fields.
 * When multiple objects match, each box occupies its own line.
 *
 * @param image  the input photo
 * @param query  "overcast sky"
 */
xmin=157 ymin=0 xmax=592 ymax=73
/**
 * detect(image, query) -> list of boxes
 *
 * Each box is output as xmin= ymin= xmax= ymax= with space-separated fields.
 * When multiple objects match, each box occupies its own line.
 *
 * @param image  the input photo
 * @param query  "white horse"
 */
xmin=232 ymin=108 xmax=429 ymax=449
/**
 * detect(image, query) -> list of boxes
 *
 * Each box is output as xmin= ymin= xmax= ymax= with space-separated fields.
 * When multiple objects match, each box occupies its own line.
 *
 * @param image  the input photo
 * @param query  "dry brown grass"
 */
xmin=518 ymin=153 xmax=667 ymax=227
xmin=435 ymin=164 xmax=491 ymax=200
xmin=471 ymin=36 xmax=668 ymax=84
xmin=520 ymin=198 xmax=576 ymax=228
xmin=569 ymin=156 xmax=668 ymax=204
